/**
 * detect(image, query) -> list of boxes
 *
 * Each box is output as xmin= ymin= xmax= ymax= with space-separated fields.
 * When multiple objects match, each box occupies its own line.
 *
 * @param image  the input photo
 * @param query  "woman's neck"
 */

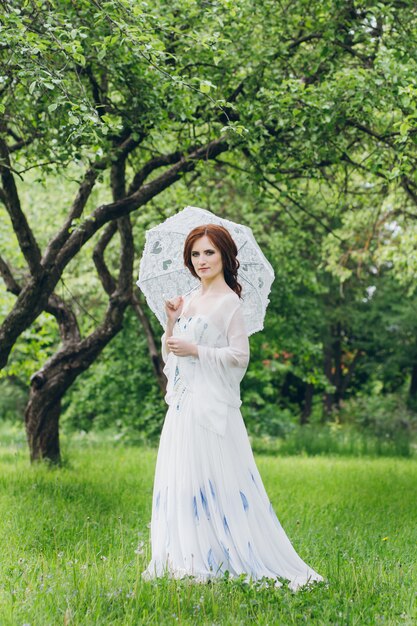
xmin=199 ymin=276 xmax=230 ymax=295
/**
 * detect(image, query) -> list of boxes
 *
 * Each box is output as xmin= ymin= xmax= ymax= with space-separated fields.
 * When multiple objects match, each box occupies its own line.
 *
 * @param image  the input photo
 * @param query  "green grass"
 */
xmin=0 ymin=432 xmax=416 ymax=625
xmin=250 ymin=424 xmax=415 ymax=458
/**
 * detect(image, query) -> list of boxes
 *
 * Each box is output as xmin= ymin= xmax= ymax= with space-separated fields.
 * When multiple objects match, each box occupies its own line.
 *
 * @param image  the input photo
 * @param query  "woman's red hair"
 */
xmin=183 ymin=224 xmax=242 ymax=297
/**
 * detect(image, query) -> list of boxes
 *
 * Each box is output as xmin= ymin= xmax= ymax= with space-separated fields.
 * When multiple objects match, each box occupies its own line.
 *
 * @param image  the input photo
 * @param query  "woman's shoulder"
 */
xmin=218 ymin=288 xmax=240 ymax=300
xmin=218 ymin=290 xmax=242 ymax=319
xmin=212 ymin=290 xmax=241 ymax=312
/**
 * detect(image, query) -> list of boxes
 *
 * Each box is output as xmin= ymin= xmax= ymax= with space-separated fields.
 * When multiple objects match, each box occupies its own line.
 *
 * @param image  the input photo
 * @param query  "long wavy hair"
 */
xmin=183 ymin=224 xmax=242 ymax=297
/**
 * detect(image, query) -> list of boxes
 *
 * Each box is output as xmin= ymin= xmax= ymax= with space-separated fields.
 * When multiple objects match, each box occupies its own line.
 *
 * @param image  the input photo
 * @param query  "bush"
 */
xmin=337 ymin=393 xmax=416 ymax=454
xmin=242 ymin=404 xmax=298 ymax=439
xmin=245 ymin=392 xmax=416 ymax=458
xmin=0 ymin=379 xmax=27 ymax=422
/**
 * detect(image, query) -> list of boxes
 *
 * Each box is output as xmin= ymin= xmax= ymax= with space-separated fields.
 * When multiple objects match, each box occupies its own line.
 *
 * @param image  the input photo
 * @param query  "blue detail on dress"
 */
xmin=247 ymin=540 xmax=262 ymax=571
xmin=197 ymin=321 xmax=209 ymax=343
xmin=209 ymin=479 xmax=216 ymax=500
xmin=223 ymin=514 xmax=230 ymax=534
xmin=269 ymin=501 xmax=282 ymax=527
xmin=220 ymin=540 xmax=231 ymax=566
xmin=200 ymin=487 xmax=210 ymax=519
xmin=207 ymin=547 xmax=216 ymax=571
xmin=193 ymin=496 xmax=199 ymax=521
xmin=240 ymin=490 xmax=249 ymax=511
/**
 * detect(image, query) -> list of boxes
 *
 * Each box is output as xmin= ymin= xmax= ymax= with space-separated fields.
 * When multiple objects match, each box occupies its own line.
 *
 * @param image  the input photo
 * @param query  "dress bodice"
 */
xmin=173 ymin=314 xmax=225 ymax=347
xmin=167 ymin=315 xmax=222 ymax=409
xmin=161 ymin=291 xmax=250 ymax=437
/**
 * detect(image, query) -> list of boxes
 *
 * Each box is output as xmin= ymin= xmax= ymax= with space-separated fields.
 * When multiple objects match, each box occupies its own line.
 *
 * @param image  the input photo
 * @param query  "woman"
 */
xmin=141 ymin=224 xmax=323 ymax=591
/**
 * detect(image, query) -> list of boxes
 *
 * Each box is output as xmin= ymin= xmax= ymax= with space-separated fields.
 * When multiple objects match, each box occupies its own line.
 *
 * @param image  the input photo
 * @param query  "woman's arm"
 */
xmin=165 ymin=336 xmax=198 ymax=357
xmin=164 ymin=299 xmax=249 ymax=364
xmin=161 ymin=295 xmax=184 ymax=361
xmin=197 ymin=304 xmax=249 ymax=369
xmin=191 ymin=303 xmax=249 ymax=438
xmin=161 ymin=319 xmax=176 ymax=361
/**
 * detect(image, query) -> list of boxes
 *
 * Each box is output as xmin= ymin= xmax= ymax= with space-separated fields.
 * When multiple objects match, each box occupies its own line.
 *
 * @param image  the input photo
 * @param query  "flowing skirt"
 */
xmin=141 ymin=382 xmax=323 ymax=592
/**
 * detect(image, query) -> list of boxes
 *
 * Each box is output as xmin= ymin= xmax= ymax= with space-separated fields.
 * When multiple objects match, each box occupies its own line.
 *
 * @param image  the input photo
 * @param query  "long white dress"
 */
xmin=141 ymin=289 xmax=323 ymax=591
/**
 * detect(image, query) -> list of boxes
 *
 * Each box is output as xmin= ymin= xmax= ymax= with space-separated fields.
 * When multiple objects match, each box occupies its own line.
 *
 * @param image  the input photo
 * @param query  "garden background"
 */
xmin=0 ymin=1 xmax=416 ymax=623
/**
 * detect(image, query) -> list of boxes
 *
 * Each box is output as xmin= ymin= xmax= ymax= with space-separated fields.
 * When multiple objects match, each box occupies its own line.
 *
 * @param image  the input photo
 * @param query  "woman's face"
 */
xmin=190 ymin=235 xmax=223 ymax=280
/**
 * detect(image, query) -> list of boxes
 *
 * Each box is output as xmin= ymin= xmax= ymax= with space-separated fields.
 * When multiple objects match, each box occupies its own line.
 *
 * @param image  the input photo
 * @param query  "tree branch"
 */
xmin=0 ymin=185 xmax=7 ymax=206
xmin=55 ymin=137 xmax=229 ymax=272
xmin=127 ymin=151 xmax=182 ymax=195
xmin=0 ymin=135 xmax=43 ymax=276
xmin=45 ymin=294 xmax=81 ymax=344
xmin=0 ymin=136 xmax=228 ymax=369
xmin=84 ymin=64 xmax=107 ymax=120
xmin=0 ymin=253 xmax=81 ymax=342
xmin=401 ymin=175 xmax=417 ymax=209
xmin=0 ymin=254 xmax=21 ymax=295
xmin=130 ymin=291 xmax=166 ymax=393
xmin=117 ymin=215 xmax=134 ymax=296
xmin=42 ymin=132 xmax=141 ymax=268
xmin=41 ymin=165 xmax=102 ymax=267
xmin=288 ymin=32 xmax=323 ymax=49
xmin=93 ymin=222 xmax=118 ymax=295
xmin=263 ymin=175 xmax=343 ymax=239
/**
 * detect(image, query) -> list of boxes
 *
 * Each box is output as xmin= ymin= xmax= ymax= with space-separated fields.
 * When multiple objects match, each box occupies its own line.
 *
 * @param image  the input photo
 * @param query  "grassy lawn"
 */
xmin=0 ymin=433 xmax=416 ymax=625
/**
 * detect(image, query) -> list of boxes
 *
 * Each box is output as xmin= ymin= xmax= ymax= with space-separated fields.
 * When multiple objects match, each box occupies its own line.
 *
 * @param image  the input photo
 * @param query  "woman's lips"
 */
xmin=199 ymin=268 xmax=209 ymax=271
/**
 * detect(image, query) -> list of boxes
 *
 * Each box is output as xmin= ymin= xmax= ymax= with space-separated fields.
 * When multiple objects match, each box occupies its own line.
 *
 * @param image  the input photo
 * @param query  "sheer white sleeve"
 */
xmin=161 ymin=331 xmax=169 ymax=363
xmin=197 ymin=303 xmax=249 ymax=370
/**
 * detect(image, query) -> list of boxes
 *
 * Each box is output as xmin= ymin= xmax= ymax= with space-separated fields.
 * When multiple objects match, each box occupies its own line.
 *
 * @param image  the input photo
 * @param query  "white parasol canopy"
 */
xmin=136 ymin=206 xmax=274 ymax=335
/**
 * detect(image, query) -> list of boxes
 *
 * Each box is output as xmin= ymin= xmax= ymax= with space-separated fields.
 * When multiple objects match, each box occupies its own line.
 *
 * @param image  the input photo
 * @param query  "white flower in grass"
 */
xmin=106 ymin=587 xmax=122 ymax=599
xmin=134 ymin=541 xmax=145 ymax=555
xmin=100 ymin=555 xmax=108 ymax=562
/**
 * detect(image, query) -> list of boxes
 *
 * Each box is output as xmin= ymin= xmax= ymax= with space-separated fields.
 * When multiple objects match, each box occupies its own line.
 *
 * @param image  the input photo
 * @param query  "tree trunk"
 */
xmin=300 ymin=382 xmax=313 ymax=425
xmin=409 ymin=362 xmax=417 ymax=400
xmin=24 ymin=278 xmax=131 ymax=463
xmin=25 ymin=390 xmax=61 ymax=464
xmin=333 ymin=322 xmax=342 ymax=409
xmin=25 ymin=357 xmax=80 ymax=464
xmin=23 ymin=164 xmax=134 ymax=463
xmin=323 ymin=342 xmax=334 ymax=418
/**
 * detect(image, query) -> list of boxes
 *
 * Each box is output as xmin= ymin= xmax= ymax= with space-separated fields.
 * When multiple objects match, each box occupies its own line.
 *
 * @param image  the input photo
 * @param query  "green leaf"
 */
xmin=200 ymin=80 xmax=216 ymax=94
